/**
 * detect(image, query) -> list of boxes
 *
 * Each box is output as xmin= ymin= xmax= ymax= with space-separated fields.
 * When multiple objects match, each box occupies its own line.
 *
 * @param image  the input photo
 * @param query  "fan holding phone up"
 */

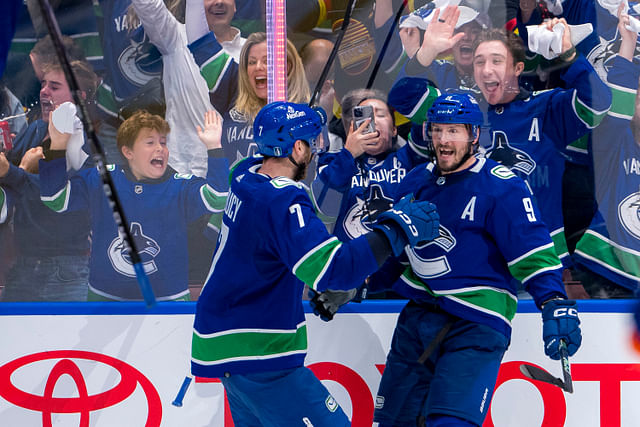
xmin=353 ymin=104 xmax=376 ymax=135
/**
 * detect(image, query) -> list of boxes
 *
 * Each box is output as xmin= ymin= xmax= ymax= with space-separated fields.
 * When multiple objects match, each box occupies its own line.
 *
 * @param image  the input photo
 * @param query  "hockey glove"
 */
xmin=542 ymin=299 xmax=582 ymax=360
xmin=309 ymin=288 xmax=358 ymax=321
xmin=373 ymin=194 xmax=439 ymax=257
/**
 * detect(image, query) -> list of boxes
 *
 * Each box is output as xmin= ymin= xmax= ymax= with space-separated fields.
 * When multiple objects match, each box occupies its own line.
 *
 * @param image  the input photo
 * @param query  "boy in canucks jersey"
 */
xmin=39 ymin=109 xmax=229 ymax=301
xmin=192 ymin=101 xmax=440 ymax=427
xmin=366 ymin=93 xmax=582 ymax=427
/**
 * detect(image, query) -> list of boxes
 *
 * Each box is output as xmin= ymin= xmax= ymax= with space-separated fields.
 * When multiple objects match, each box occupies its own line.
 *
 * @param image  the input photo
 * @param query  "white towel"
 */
xmin=399 ymin=0 xmax=481 ymax=30
xmin=626 ymin=14 xmax=640 ymax=33
xmin=527 ymin=23 xmax=594 ymax=60
xmin=51 ymin=102 xmax=89 ymax=172
xmin=542 ymin=0 xmax=564 ymax=16
xmin=597 ymin=0 xmax=625 ymax=17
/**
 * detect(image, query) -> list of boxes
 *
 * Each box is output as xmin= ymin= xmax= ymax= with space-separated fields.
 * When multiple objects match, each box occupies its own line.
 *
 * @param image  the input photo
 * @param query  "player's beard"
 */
xmin=293 ymin=154 xmax=312 ymax=181
xmin=437 ymin=141 xmax=474 ymax=174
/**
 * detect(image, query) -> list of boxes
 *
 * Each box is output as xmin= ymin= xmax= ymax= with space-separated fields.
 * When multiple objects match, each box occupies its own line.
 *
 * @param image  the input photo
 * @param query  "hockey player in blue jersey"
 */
xmin=191 ymin=101 xmax=440 ymax=427
xmin=39 ymin=109 xmax=229 ymax=301
xmin=356 ymin=93 xmax=581 ymax=427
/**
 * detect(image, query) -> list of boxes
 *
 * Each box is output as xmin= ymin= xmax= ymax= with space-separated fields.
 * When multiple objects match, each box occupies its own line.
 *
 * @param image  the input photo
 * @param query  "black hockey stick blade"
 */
xmin=309 ymin=0 xmax=357 ymax=107
xmin=36 ymin=0 xmax=157 ymax=307
xmin=520 ymin=351 xmax=573 ymax=393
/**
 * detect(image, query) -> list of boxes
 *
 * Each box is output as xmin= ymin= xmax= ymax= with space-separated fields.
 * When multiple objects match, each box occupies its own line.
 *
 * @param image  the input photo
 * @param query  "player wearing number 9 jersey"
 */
xmin=192 ymin=102 xmax=440 ymax=427
xmin=369 ymin=93 xmax=581 ymax=427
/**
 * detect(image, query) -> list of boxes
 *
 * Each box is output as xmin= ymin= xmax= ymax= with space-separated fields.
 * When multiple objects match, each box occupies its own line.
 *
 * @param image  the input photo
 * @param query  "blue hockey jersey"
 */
xmin=574 ymin=55 xmax=640 ymax=289
xmin=192 ymin=156 xmax=386 ymax=378
xmin=312 ymin=144 xmax=428 ymax=242
xmin=39 ymin=155 xmax=228 ymax=300
xmin=392 ymin=57 xmax=612 ymax=265
xmin=371 ymin=158 xmax=566 ymax=337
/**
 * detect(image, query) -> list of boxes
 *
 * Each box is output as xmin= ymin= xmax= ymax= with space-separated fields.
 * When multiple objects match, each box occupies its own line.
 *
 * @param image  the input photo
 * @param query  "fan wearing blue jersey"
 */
xmin=359 ymin=93 xmax=581 ymax=427
xmin=39 ymin=109 xmax=229 ymax=301
xmin=192 ymin=101 xmax=440 ymax=427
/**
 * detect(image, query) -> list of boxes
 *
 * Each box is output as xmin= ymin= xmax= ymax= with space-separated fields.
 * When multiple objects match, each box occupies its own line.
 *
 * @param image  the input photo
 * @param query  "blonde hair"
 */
xmin=234 ymin=32 xmax=310 ymax=121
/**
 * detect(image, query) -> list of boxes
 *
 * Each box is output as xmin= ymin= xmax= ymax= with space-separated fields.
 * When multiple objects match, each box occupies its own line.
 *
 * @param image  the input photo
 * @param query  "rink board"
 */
xmin=0 ymin=300 xmax=638 ymax=427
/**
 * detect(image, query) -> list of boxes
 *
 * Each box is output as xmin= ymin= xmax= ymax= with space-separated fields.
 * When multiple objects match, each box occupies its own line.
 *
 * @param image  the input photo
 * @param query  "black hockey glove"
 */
xmin=309 ymin=288 xmax=358 ymax=322
xmin=372 ymin=193 xmax=440 ymax=257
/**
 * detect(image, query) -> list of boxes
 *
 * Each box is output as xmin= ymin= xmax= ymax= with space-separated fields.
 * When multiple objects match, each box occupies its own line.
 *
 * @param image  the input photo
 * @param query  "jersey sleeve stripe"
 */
xmin=575 ymin=230 xmax=640 ymax=281
xmin=200 ymin=184 xmax=227 ymax=212
xmin=507 ymin=243 xmax=563 ymax=284
xmin=406 ymin=86 xmax=440 ymax=123
xmin=572 ymin=90 xmax=610 ymax=129
xmin=200 ymin=52 xmax=233 ymax=92
xmin=607 ymin=82 xmax=635 ymax=120
xmin=550 ymin=229 xmax=569 ymax=260
xmin=0 ymin=188 xmax=7 ymax=224
xmin=41 ymin=181 xmax=71 ymax=213
xmin=292 ymin=237 xmax=342 ymax=290
xmin=191 ymin=323 xmax=307 ymax=365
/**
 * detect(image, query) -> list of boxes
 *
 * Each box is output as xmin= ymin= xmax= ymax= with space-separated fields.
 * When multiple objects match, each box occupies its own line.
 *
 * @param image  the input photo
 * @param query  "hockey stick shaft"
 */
xmin=172 ymin=375 xmax=193 ymax=407
xmin=36 ymin=0 xmax=156 ymax=307
xmin=366 ymin=0 xmax=408 ymax=89
xmin=559 ymin=339 xmax=574 ymax=393
xmin=309 ymin=0 xmax=358 ymax=107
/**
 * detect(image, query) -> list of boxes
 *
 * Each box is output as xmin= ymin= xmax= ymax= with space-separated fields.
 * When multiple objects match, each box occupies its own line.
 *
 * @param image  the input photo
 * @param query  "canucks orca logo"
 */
xmin=618 ymin=192 xmax=640 ymax=240
xmin=118 ymin=28 xmax=162 ymax=87
xmin=407 ymin=225 xmax=457 ymax=279
xmin=108 ymin=222 xmax=160 ymax=277
xmin=343 ymin=184 xmax=393 ymax=239
xmin=486 ymin=131 xmax=536 ymax=176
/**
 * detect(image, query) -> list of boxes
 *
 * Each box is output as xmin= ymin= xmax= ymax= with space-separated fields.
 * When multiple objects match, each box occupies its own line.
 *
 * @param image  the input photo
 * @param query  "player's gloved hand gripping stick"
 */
xmin=520 ymin=298 xmax=581 ymax=393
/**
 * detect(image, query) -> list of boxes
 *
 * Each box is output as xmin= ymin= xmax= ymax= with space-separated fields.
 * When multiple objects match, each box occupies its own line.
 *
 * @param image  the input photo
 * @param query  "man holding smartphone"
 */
xmin=312 ymin=86 xmax=438 ymax=249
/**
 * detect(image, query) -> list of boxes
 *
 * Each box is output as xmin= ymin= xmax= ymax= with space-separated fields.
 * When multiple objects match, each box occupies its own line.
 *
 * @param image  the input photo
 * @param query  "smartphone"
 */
xmin=353 ymin=105 xmax=376 ymax=134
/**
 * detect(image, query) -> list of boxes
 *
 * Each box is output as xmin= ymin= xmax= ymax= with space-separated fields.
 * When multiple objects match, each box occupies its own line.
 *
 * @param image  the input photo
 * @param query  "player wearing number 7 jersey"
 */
xmin=192 ymin=101 xmax=440 ymax=427
xmin=368 ymin=93 xmax=582 ymax=427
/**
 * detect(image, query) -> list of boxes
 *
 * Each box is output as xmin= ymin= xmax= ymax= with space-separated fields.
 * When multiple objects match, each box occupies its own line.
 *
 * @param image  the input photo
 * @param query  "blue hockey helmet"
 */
xmin=254 ymin=102 xmax=327 ymax=157
xmin=427 ymin=93 xmax=483 ymax=127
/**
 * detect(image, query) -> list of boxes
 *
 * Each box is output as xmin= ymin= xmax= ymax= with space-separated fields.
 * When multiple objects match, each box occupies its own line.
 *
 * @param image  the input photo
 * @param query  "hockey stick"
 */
xmin=519 ymin=340 xmax=574 ymax=393
xmin=308 ymin=0 xmax=358 ymax=107
xmin=36 ymin=0 xmax=157 ymax=307
xmin=366 ymin=0 xmax=408 ymax=89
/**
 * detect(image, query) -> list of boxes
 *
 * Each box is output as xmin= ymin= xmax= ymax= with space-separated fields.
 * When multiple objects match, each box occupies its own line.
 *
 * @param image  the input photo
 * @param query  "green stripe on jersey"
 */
xmin=573 ymin=91 xmax=608 ymax=128
xmin=400 ymin=268 xmax=518 ymax=322
xmin=550 ymin=229 xmax=569 ymax=260
xmin=507 ymin=243 xmax=562 ymax=283
xmin=608 ymin=83 xmax=636 ymax=120
xmin=41 ymin=182 xmax=71 ymax=213
xmin=0 ymin=188 xmax=7 ymax=223
xmin=575 ymin=231 xmax=640 ymax=281
xmin=192 ymin=324 xmax=307 ymax=364
xmin=406 ymin=85 xmax=440 ymax=124
xmin=201 ymin=185 xmax=227 ymax=212
xmin=293 ymin=238 xmax=342 ymax=290
xmin=200 ymin=52 xmax=233 ymax=91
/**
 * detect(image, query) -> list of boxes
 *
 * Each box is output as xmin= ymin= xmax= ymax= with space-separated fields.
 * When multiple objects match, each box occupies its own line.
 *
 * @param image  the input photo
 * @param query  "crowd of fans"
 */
xmin=0 ymin=0 xmax=638 ymax=302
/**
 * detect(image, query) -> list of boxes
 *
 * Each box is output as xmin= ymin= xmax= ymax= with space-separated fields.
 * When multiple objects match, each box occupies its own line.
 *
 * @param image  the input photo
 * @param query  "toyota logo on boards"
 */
xmin=0 ymin=350 xmax=162 ymax=426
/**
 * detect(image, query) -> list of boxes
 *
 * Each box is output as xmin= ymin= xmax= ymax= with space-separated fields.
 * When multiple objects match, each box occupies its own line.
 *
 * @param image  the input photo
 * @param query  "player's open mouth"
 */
xmin=150 ymin=157 xmax=164 ymax=167
xmin=208 ymin=7 xmax=227 ymax=16
xmin=438 ymin=148 xmax=454 ymax=158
